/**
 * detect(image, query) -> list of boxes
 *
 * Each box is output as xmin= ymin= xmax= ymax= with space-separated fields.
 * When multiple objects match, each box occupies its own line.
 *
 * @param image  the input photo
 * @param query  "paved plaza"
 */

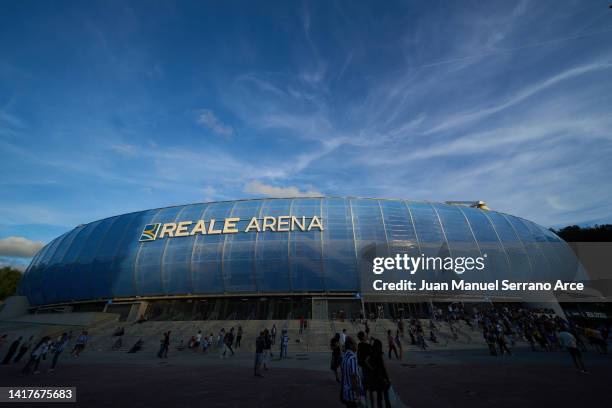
xmin=0 ymin=347 xmax=610 ymax=407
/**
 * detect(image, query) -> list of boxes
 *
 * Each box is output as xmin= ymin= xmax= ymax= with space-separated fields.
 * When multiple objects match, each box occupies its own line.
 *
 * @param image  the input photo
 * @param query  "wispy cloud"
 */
xmin=110 ymin=143 xmax=138 ymax=156
xmin=244 ymin=181 xmax=322 ymax=198
xmin=424 ymin=62 xmax=612 ymax=135
xmin=196 ymin=109 xmax=233 ymax=136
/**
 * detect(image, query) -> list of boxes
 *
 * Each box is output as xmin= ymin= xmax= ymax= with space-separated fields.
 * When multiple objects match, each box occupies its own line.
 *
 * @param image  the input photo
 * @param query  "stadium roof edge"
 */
xmin=64 ymin=196 xmax=551 ymax=235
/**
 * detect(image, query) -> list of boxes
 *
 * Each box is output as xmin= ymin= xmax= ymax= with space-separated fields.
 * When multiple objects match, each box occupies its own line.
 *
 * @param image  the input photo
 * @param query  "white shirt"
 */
xmin=33 ymin=341 xmax=51 ymax=358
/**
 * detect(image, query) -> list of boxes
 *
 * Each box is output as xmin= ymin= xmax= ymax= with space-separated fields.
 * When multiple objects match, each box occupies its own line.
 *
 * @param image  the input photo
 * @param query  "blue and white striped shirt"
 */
xmin=341 ymin=349 xmax=362 ymax=402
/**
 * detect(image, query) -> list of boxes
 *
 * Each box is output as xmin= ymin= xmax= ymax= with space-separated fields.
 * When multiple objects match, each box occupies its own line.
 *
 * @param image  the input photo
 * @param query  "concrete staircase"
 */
xmin=83 ymin=317 xmax=489 ymax=354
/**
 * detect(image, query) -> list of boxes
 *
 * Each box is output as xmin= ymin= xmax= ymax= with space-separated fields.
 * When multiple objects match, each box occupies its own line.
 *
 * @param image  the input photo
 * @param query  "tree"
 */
xmin=0 ymin=267 xmax=23 ymax=301
xmin=552 ymin=224 xmax=612 ymax=242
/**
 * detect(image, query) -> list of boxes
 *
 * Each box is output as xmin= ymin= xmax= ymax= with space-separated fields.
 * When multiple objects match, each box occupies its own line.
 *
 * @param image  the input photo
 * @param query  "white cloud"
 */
xmin=424 ymin=62 xmax=612 ymax=135
xmin=196 ymin=109 xmax=233 ymax=136
xmin=0 ymin=236 xmax=45 ymax=258
xmin=203 ymin=185 xmax=216 ymax=202
xmin=110 ymin=143 xmax=138 ymax=156
xmin=244 ymin=181 xmax=322 ymax=198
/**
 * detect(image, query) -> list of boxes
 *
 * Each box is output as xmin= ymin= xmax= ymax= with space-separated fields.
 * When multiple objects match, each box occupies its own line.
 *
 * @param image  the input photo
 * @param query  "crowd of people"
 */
xmin=467 ymin=305 xmax=607 ymax=373
xmin=2 ymin=303 xmax=609 ymax=399
xmin=152 ymin=325 xmax=246 ymax=358
xmin=0 ymin=330 xmax=89 ymax=375
xmin=146 ymin=322 xmax=292 ymax=370
xmin=254 ymin=325 xmax=290 ymax=376
xmin=331 ymin=330 xmax=394 ymax=407
xmin=327 ymin=304 xmax=611 ymax=405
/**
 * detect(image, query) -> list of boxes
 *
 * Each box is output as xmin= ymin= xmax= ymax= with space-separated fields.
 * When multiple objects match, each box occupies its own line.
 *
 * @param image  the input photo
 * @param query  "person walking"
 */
xmin=194 ymin=330 xmax=202 ymax=349
xmin=235 ymin=326 xmax=243 ymax=349
xmin=357 ymin=331 xmax=374 ymax=407
xmin=71 ymin=331 xmax=88 ymax=357
xmin=496 ymin=330 xmax=512 ymax=356
xmin=416 ymin=324 xmax=427 ymax=350
xmin=366 ymin=338 xmax=392 ymax=408
xmin=50 ymin=333 xmax=69 ymax=371
xmin=484 ymin=328 xmax=497 ymax=356
xmin=22 ymin=337 xmax=51 ymax=375
xmin=330 ymin=333 xmax=342 ymax=382
xmin=387 ymin=330 xmax=399 ymax=359
xmin=280 ymin=328 xmax=289 ymax=359
xmin=271 ymin=324 xmax=277 ymax=345
xmin=217 ymin=328 xmax=225 ymax=357
xmin=395 ymin=330 xmax=403 ymax=360
xmin=13 ymin=336 xmax=33 ymax=363
xmin=254 ymin=331 xmax=265 ymax=377
xmin=559 ymin=329 xmax=588 ymax=373
xmin=263 ymin=328 xmax=272 ymax=368
xmin=2 ymin=336 xmax=22 ymax=364
xmin=340 ymin=337 xmax=363 ymax=407
xmin=340 ymin=329 xmax=347 ymax=351
xmin=157 ymin=331 xmax=170 ymax=358
xmin=223 ymin=328 xmax=235 ymax=357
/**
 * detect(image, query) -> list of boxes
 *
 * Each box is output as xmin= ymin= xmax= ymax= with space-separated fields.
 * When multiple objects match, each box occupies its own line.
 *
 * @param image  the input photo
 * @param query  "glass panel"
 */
xmin=19 ymin=236 xmax=56 ymax=302
xmin=134 ymin=207 xmax=183 ymax=296
xmin=351 ymin=199 xmax=390 ymax=292
xmin=290 ymin=198 xmax=323 ymax=291
xmin=407 ymin=201 xmax=449 ymax=282
xmin=161 ymin=204 xmax=207 ymax=295
xmin=433 ymin=203 xmax=483 ymax=282
xmin=506 ymin=216 xmax=549 ymax=282
xmin=485 ymin=212 xmax=532 ymax=281
xmin=378 ymin=200 xmax=420 ymax=285
xmin=109 ymin=209 xmax=158 ymax=297
xmin=45 ymin=226 xmax=87 ymax=303
xmin=191 ymin=202 xmax=234 ymax=294
xmin=255 ymin=199 xmax=291 ymax=292
xmin=322 ymin=198 xmax=357 ymax=291
xmin=60 ymin=221 xmax=102 ymax=303
xmin=407 ymin=202 xmax=448 ymax=257
xmin=459 ymin=207 xmax=510 ymax=282
xmin=68 ymin=217 xmax=118 ymax=301
xmin=223 ymin=200 xmax=261 ymax=292
xmin=539 ymin=224 xmax=579 ymax=281
xmin=89 ymin=213 xmax=138 ymax=299
xmin=27 ymin=233 xmax=68 ymax=305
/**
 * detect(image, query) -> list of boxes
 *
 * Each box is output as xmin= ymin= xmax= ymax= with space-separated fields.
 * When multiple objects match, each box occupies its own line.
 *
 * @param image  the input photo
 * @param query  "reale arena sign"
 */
xmin=139 ymin=216 xmax=324 ymax=242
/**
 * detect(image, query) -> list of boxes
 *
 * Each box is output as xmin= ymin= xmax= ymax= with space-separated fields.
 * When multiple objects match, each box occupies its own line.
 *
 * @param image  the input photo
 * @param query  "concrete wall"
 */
xmin=126 ymin=302 xmax=149 ymax=323
xmin=0 ymin=296 xmax=30 ymax=320
xmin=1 ymin=311 xmax=119 ymax=327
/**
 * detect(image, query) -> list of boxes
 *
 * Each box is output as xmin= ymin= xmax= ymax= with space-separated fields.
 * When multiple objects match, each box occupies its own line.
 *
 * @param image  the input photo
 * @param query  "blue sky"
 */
xmin=1 ymin=0 xmax=611 ymax=269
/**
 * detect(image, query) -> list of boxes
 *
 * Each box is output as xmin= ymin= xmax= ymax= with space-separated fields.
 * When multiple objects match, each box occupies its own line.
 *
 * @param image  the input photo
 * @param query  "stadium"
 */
xmin=17 ymin=197 xmax=580 ymax=321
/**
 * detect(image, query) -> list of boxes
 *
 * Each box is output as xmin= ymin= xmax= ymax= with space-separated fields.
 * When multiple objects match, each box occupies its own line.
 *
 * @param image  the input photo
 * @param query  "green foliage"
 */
xmin=0 ymin=267 xmax=23 ymax=301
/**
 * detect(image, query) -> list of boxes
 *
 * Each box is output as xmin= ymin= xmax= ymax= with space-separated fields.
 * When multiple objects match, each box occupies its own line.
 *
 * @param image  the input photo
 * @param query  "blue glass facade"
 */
xmin=19 ymin=198 xmax=578 ymax=306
